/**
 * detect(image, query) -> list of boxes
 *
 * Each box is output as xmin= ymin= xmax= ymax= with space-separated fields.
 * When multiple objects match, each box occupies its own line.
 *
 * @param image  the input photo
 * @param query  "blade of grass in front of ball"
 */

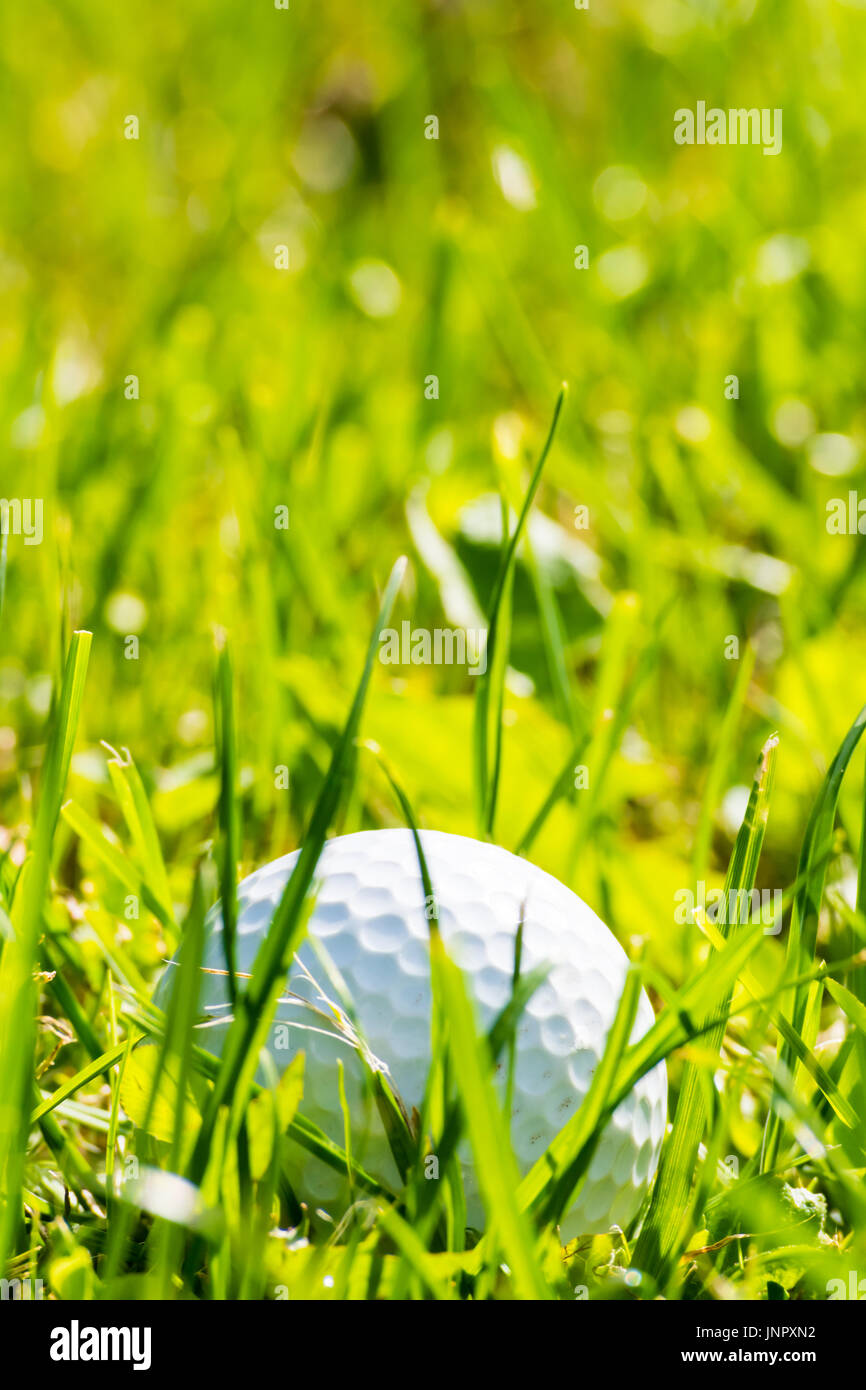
xmin=367 ymin=745 xmax=468 ymax=1247
xmin=123 ymin=991 xmax=394 ymax=1200
xmin=506 ymin=916 xmax=769 ymax=1244
xmin=504 ymin=912 xmax=524 ymax=1127
xmin=336 ymin=1058 xmax=354 ymax=1205
xmin=535 ymin=955 xmax=644 ymax=1231
xmin=186 ymin=558 xmax=407 ymax=1187
xmin=400 ymin=959 xmax=550 ymax=1279
xmin=432 ymin=933 xmax=551 ymax=1299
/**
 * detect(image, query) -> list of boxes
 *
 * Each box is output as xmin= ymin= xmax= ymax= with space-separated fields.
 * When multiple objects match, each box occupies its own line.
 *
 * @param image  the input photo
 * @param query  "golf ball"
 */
xmin=169 ymin=829 xmax=666 ymax=1239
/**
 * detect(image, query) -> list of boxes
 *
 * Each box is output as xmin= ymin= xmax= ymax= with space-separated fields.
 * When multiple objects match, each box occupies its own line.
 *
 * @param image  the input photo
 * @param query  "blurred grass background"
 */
xmin=1 ymin=0 xmax=865 ymax=1034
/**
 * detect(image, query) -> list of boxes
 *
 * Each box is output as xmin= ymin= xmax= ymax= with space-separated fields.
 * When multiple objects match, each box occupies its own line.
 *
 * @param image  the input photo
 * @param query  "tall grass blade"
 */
xmin=762 ymin=704 xmax=866 ymax=1171
xmin=186 ymin=558 xmax=407 ymax=1185
xmin=0 ymin=630 xmax=91 ymax=1271
xmin=473 ymin=385 xmax=566 ymax=838
xmin=103 ymin=744 xmax=175 ymax=935
xmin=432 ymin=934 xmax=551 ymax=1298
xmin=214 ymin=633 xmax=241 ymax=1005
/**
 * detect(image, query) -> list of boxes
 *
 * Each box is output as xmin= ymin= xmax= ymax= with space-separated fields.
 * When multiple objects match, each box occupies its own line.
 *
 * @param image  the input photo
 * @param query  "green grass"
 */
xmin=2 ymin=0 xmax=866 ymax=1302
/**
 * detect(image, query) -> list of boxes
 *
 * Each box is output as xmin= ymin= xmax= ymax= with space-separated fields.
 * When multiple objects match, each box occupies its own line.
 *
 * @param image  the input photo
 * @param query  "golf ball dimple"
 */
xmin=162 ymin=829 xmax=666 ymax=1240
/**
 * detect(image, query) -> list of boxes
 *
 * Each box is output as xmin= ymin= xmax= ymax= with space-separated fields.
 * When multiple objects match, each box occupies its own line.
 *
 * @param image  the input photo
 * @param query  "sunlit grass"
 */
xmin=1 ymin=0 xmax=866 ymax=1302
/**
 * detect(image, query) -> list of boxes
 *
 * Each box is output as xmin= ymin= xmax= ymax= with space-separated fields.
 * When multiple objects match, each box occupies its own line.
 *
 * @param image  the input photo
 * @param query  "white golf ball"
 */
xmin=171 ymin=829 xmax=666 ymax=1239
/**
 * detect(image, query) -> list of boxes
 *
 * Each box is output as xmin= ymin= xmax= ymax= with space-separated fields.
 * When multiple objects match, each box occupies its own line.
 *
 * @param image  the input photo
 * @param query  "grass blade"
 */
xmin=0 ymin=630 xmax=91 ymax=1270
xmin=473 ymin=385 xmax=566 ymax=838
xmin=214 ymin=632 xmax=241 ymax=1006
xmin=103 ymin=744 xmax=175 ymax=935
xmin=432 ymin=935 xmax=551 ymax=1299
xmin=534 ymin=955 xmax=644 ymax=1229
xmin=186 ymin=558 xmax=407 ymax=1185
xmin=762 ymin=703 xmax=866 ymax=1171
